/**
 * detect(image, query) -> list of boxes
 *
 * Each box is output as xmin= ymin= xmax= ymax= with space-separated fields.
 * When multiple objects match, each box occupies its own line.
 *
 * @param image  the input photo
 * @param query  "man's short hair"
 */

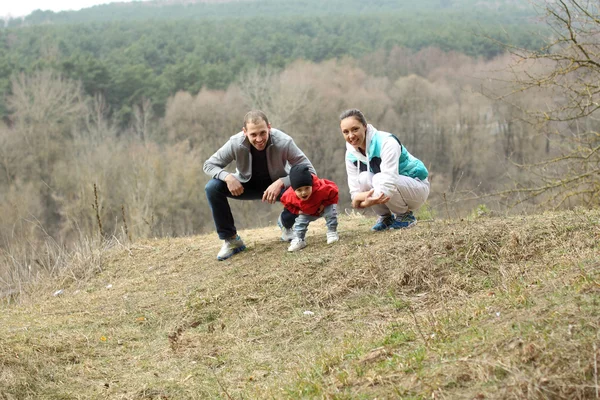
xmin=243 ymin=110 xmax=270 ymax=129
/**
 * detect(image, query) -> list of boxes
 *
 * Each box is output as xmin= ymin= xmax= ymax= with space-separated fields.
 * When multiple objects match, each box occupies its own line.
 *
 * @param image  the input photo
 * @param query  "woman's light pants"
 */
xmin=358 ymin=171 xmax=430 ymax=217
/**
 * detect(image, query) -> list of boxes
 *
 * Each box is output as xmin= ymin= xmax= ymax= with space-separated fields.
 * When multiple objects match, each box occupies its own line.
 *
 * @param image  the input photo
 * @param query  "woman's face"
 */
xmin=340 ymin=117 xmax=367 ymax=150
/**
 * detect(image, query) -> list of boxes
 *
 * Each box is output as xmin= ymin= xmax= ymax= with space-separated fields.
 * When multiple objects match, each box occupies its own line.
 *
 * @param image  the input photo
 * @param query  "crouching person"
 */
xmin=203 ymin=110 xmax=316 ymax=261
xmin=280 ymin=165 xmax=339 ymax=252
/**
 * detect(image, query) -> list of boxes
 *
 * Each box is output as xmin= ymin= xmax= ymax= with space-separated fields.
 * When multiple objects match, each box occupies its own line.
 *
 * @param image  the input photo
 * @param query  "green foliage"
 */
xmin=470 ymin=204 xmax=491 ymax=219
xmin=415 ymin=202 xmax=435 ymax=221
xmin=13 ymin=0 xmax=536 ymax=24
xmin=0 ymin=1 xmax=545 ymax=124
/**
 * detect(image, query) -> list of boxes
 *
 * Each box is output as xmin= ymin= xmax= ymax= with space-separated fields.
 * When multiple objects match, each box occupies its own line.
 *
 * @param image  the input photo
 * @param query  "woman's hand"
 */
xmin=363 ymin=190 xmax=390 ymax=207
xmin=353 ymin=189 xmax=390 ymax=208
xmin=351 ymin=191 xmax=368 ymax=208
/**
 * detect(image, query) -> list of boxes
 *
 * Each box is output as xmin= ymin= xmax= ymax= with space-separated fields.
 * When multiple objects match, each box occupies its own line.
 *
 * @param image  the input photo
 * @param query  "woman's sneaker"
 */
xmin=288 ymin=238 xmax=307 ymax=252
xmin=390 ymin=211 xmax=417 ymax=229
xmin=371 ymin=214 xmax=395 ymax=231
xmin=277 ymin=216 xmax=294 ymax=242
xmin=217 ymin=235 xmax=246 ymax=260
xmin=326 ymin=231 xmax=339 ymax=244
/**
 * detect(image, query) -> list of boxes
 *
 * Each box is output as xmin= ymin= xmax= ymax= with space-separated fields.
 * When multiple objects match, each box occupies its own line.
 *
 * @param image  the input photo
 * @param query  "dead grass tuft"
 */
xmin=0 ymin=235 xmax=117 ymax=304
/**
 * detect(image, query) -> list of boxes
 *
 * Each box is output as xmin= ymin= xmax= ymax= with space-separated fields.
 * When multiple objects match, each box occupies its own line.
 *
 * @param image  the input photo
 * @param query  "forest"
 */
xmin=0 ymin=0 xmax=544 ymax=123
xmin=1 ymin=0 xmax=598 ymax=290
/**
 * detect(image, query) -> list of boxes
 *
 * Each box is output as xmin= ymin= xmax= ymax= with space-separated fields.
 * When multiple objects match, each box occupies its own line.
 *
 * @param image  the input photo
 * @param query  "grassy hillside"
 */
xmin=1 ymin=209 xmax=599 ymax=399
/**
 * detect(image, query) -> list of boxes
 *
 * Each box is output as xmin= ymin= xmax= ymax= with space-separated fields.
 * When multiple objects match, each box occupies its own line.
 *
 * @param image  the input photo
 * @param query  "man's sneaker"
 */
xmin=371 ymin=214 xmax=395 ymax=231
xmin=288 ymin=238 xmax=307 ymax=252
xmin=326 ymin=231 xmax=339 ymax=244
xmin=390 ymin=211 xmax=417 ymax=229
xmin=217 ymin=235 xmax=246 ymax=261
xmin=277 ymin=215 xmax=294 ymax=242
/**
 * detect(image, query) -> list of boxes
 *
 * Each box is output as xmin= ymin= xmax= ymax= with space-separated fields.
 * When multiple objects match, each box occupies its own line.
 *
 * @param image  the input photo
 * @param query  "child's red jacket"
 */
xmin=280 ymin=174 xmax=339 ymax=216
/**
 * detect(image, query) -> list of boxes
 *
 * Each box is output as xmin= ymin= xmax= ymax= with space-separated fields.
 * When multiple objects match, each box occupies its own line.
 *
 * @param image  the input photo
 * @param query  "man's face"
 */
xmin=340 ymin=117 xmax=366 ymax=151
xmin=243 ymin=120 xmax=271 ymax=151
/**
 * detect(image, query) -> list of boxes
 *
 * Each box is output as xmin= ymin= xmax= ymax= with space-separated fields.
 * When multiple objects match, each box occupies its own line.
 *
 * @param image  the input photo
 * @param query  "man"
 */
xmin=203 ymin=110 xmax=316 ymax=260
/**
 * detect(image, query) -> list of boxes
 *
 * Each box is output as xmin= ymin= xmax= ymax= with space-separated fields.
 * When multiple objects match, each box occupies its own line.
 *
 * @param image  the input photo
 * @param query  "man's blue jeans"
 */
xmin=205 ymin=179 xmax=297 ymax=240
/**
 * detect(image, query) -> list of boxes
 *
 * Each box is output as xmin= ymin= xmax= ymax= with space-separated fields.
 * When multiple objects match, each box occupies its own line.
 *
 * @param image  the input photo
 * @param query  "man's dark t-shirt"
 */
xmin=250 ymin=138 xmax=273 ymax=189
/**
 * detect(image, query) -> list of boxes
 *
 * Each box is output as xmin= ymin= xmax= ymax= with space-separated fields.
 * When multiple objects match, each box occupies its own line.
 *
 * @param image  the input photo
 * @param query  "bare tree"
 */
xmin=0 ymin=124 xmax=17 ymax=185
xmin=497 ymin=0 xmax=600 ymax=208
xmin=85 ymin=94 xmax=118 ymax=143
xmin=7 ymin=71 xmax=87 ymax=181
xmin=132 ymin=98 xmax=154 ymax=142
xmin=238 ymin=61 xmax=319 ymax=131
xmin=5 ymin=71 xmax=87 ymax=235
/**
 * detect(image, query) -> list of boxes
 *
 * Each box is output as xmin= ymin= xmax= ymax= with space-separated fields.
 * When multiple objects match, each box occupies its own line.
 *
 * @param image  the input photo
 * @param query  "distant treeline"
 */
xmin=0 ymin=0 xmax=544 ymax=124
xmin=4 ymin=0 xmax=536 ymax=26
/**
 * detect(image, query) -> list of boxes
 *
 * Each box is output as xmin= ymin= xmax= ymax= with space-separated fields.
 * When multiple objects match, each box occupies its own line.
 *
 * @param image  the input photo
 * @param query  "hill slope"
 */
xmin=1 ymin=210 xmax=599 ymax=399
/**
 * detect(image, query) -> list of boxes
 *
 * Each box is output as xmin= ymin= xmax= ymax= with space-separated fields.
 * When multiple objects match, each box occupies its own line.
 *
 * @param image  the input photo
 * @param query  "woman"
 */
xmin=340 ymin=108 xmax=430 ymax=231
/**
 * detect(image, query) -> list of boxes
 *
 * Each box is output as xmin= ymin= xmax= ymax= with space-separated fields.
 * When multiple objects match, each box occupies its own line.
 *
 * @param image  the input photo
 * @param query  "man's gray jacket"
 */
xmin=203 ymin=129 xmax=316 ymax=188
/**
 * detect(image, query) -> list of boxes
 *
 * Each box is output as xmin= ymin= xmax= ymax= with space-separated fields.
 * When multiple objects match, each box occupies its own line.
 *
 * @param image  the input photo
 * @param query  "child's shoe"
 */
xmin=288 ymin=238 xmax=307 ymax=252
xmin=217 ymin=235 xmax=246 ymax=260
xmin=277 ymin=215 xmax=294 ymax=242
xmin=326 ymin=231 xmax=339 ymax=244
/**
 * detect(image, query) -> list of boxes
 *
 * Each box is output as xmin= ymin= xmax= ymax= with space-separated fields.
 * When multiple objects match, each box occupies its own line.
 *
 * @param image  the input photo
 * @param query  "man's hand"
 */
xmin=262 ymin=179 xmax=284 ymax=204
xmin=225 ymin=174 xmax=244 ymax=196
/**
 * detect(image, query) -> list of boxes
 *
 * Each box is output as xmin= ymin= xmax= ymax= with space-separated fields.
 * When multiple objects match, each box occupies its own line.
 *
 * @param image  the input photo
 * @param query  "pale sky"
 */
xmin=1 ymin=1 xmax=144 ymax=18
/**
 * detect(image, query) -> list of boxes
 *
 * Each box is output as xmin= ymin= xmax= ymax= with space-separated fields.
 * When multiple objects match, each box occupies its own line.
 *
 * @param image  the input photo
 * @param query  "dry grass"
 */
xmin=0 ymin=235 xmax=114 ymax=303
xmin=1 ymin=209 xmax=599 ymax=399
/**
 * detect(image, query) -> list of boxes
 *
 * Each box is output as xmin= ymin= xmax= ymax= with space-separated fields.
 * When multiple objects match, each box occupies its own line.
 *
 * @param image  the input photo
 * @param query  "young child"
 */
xmin=280 ymin=164 xmax=339 ymax=251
